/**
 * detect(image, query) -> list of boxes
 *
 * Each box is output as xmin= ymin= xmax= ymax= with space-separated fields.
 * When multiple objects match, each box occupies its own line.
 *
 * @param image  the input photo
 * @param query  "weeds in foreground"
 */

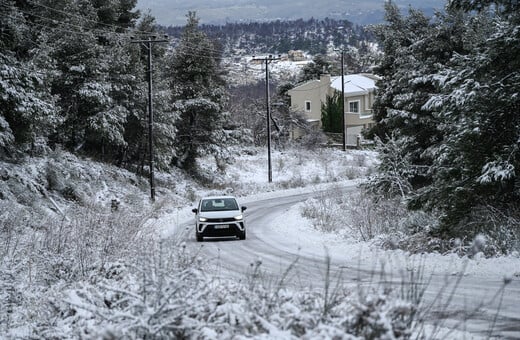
xmin=1 ymin=196 xmax=514 ymax=339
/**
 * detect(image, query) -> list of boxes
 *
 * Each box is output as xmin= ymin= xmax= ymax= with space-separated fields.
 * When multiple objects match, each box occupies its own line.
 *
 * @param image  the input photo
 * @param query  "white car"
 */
xmin=192 ymin=196 xmax=247 ymax=242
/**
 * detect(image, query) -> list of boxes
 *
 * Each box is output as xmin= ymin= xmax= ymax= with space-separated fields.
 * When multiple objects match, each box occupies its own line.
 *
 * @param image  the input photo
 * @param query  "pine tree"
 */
xmin=38 ymin=0 xmax=113 ymax=152
xmin=0 ymin=1 xmax=58 ymax=157
xmin=368 ymin=3 xmax=476 ymax=191
xmin=30 ymin=0 xmax=143 ymax=162
xmin=369 ymin=4 xmax=446 ymax=192
xmin=169 ymin=12 xmax=230 ymax=174
xmin=321 ymin=92 xmax=342 ymax=133
xmin=424 ymin=0 xmax=520 ymax=234
xmin=300 ymin=55 xmax=334 ymax=82
xmin=369 ymin=0 xmax=520 ymax=243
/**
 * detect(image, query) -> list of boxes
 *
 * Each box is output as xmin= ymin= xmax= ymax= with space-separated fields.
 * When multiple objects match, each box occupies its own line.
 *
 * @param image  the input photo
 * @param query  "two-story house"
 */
xmin=288 ymin=73 xmax=378 ymax=145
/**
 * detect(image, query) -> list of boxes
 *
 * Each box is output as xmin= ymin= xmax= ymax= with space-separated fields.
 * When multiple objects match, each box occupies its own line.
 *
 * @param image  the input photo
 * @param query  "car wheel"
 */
xmin=196 ymin=233 xmax=203 ymax=242
xmin=238 ymin=231 xmax=246 ymax=240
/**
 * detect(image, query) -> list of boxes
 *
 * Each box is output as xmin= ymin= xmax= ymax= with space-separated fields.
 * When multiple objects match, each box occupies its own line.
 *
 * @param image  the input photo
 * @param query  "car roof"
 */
xmin=200 ymin=196 xmax=237 ymax=200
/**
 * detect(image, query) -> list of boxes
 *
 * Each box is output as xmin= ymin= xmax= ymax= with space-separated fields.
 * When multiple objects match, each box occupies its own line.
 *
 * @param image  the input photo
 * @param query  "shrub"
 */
xmin=52 ymin=249 xmax=424 ymax=339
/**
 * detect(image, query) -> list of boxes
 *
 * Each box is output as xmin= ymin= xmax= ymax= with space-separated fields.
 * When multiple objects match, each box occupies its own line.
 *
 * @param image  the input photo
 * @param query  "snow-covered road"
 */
xmin=165 ymin=183 xmax=520 ymax=339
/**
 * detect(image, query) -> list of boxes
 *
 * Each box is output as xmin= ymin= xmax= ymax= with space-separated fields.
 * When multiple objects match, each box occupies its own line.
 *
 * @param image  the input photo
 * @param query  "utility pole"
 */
xmin=131 ymin=35 xmax=168 ymax=202
xmin=335 ymin=49 xmax=347 ymax=151
xmin=252 ymin=55 xmax=281 ymax=183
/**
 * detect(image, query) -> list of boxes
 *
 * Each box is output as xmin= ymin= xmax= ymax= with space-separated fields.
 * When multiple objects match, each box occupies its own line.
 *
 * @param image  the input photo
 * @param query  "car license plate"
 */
xmin=215 ymin=224 xmax=229 ymax=229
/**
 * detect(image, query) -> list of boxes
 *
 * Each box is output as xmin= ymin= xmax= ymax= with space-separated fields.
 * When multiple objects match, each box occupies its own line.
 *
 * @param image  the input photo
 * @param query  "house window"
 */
xmin=305 ymin=101 xmax=311 ymax=112
xmin=349 ymin=101 xmax=360 ymax=113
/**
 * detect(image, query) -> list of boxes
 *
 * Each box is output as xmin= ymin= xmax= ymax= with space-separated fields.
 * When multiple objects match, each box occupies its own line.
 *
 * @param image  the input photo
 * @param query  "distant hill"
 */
xmin=137 ymin=0 xmax=446 ymax=26
xmin=163 ymin=18 xmax=375 ymax=56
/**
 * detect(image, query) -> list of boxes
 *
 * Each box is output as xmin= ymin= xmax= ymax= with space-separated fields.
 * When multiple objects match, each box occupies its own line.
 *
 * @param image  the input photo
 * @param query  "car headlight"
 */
xmin=199 ymin=217 xmax=207 ymax=222
xmin=234 ymin=214 xmax=243 ymax=220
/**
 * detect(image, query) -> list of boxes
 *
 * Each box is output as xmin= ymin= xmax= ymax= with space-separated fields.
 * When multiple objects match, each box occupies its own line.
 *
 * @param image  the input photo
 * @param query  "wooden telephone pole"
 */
xmin=252 ymin=55 xmax=281 ymax=183
xmin=131 ymin=35 xmax=168 ymax=201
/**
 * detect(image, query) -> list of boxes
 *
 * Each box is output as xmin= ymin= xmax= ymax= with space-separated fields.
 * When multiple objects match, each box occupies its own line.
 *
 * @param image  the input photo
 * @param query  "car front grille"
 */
xmin=206 ymin=217 xmax=236 ymax=223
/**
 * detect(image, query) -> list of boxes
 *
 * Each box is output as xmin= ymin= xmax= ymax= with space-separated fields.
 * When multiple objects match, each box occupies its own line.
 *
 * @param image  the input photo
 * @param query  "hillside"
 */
xmin=0 ymin=146 xmax=375 ymax=220
xmin=164 ymin=17 xmax=375 ymax=56
xmin=137 ymin=0 xmax=445 ymax=26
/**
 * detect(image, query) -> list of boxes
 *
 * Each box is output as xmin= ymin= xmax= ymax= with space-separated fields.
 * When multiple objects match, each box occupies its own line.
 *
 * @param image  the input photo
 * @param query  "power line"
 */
xmin=1 ymin=2 xmax=146 ymax=39
xmin=2 ymin=1 xmax=149 ymax=37
xmin=24 ymin=0 xmax=155 ymax=35
xmin=2 ymin=3 xmax=228 ymax=60
xmin=4 ymin=8 xmax=225 ymax=61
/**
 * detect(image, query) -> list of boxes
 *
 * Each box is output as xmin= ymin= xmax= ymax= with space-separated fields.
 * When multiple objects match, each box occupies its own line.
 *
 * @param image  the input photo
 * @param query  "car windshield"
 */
xmin=200 ymin=198 xmax=239 ymax=212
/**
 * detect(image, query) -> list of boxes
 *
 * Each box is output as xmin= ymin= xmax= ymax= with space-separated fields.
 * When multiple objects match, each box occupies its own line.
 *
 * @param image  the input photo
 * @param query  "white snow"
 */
xmin=2 ymin=146 xmax=518 ymax=339
xmin=155 ymin=146 xmax=519 ymax=282
xmin=330 ymin=74 xmax=378 ymax=95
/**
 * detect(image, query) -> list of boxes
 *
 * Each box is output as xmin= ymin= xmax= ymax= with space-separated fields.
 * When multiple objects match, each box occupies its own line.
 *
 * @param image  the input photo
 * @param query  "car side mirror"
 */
xmin=241 ymin=206 xmax=247 ymax=212
xmin=192 ymin=208 xmax=198 ymax=213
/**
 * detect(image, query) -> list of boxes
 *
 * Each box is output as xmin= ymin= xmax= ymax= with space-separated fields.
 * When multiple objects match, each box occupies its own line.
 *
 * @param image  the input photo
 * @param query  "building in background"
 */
xmin=288 ymin=73 xmax=378 ymax=144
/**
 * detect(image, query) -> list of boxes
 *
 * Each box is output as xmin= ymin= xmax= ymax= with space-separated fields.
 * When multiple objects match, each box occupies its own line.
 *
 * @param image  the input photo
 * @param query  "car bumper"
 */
xmin=196 ymin=221 xmax=245 ymax=237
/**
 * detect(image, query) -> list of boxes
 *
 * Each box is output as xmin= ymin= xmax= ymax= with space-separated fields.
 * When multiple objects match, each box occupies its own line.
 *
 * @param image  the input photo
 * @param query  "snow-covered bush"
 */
xmin=345 ymin=287 xmax=415 ymax=339
xmin=298 ymin=129 xmax=327 ymax=150
xmin=436 ymin=205 xmax=520 ymax=257
xmin=301 ymin=191 xmax=412 ymax=240
xmin=301 ymin=195 xmax=346 ymax=233
xmin=44 ymin=244 xmax=420 ymax=339
xmin=0 ymin=183 xmax=159 ymax=337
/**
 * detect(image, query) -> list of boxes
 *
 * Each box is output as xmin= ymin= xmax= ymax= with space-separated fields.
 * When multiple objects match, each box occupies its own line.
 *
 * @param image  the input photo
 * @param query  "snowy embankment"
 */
xmin=1 ymin=146 xmax=519 ymax=338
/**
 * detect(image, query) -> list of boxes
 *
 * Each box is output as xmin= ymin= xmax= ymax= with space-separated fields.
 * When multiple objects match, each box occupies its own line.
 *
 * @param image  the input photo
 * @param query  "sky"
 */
xmin=135 ymin=0 xmax=446 ymax=26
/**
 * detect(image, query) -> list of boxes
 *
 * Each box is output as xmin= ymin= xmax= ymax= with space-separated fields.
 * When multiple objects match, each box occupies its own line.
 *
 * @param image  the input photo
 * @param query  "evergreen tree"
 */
xmin=424 ymin=0 xmax=520 ymax=234
xmin=369 ymin=4 xmax=442 ymax=192
xmin=169 ymin=12 xmax=229 ymax=174
xmin=0 ymin=1 xmax=58 ymax=156
xmin=91 ymin=0 xmax=140 ymax=32
xmin=369 ymin=0 xmax=520 ymax=243
xmin=38 ymin=0 xmax=116 ymax=152
xmin=320 ymin=91 xmax=342 ymax=133
xmin=31 ymin=0 xmax=142 ymax=162
xmin=300 ymin=55 xmax=334 ymax=82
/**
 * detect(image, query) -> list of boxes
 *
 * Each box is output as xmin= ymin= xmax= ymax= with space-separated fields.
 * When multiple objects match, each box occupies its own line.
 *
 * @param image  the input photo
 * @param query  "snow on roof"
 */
xmin=288 ymin=74 xmax=378 ymax=96
xmin=201 ymin=195 xmax=237 ymax=200
xmin=330 ymin=74 xmax=378 ymax=95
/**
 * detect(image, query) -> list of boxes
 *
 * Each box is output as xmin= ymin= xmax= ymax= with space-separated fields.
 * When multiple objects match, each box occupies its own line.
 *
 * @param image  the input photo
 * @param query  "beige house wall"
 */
xmin=288 ymin=78 xmax=330 ymax=123
xmin=345 ymin=94 xmax=374 ymax=126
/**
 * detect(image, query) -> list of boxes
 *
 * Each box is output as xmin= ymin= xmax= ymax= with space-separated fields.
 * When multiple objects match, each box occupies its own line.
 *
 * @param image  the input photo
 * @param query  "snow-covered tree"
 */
xmin=370 ymin=0 xmax=519 ymax=242
xmin=300 ymin=55 xmax=334 ymax=82
xmin=0 ymin=1 xmax=59 ymax=156
xmin=423 ymin=0 xmax=520 ymax=233
xmin=169 ymin=12 xmax=230 ymax=174
xmin=26 ymin=0 xmax=145 ymax=163
xmin=368 ymin=4 xmax=467 ymax=192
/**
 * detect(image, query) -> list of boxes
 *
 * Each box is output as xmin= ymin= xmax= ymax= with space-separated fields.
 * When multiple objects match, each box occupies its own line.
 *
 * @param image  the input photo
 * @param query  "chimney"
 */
xmin=320 ymin=74 xmax=331 ymax=85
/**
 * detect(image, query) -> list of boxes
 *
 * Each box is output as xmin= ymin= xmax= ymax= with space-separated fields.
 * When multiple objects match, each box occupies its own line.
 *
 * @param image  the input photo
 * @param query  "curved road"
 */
xmin=182 ymin=186 xmax=520 ymax=339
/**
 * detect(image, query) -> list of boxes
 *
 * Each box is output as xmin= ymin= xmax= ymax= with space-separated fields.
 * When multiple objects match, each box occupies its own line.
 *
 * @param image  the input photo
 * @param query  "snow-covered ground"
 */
xmin=2 ymin=145 xmax=519 ymax=338
xmin=154 ymin=146 xmax=520 ymax=338
xmin=156 ymin=146 xmax=519 ymax=282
